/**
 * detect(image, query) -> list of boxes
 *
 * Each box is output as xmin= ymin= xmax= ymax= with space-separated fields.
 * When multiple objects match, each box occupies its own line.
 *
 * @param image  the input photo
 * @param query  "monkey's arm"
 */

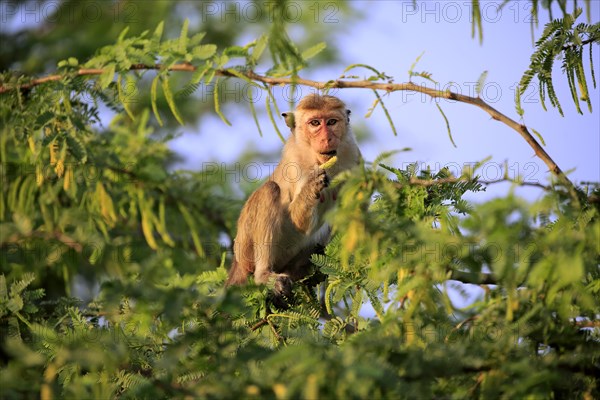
xmin=288 ymin=168 xmax=328 ymax=234
xmin=228 ymin=181 xmax=284 ymax=286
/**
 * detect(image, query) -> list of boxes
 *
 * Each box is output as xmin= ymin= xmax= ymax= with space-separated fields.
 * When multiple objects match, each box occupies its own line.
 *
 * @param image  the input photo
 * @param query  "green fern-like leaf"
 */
xmin=162 ymin=76 xmax=185 ymax=125
xmin=177 ymin=371 xmax=206 ymax=384
xmin=65 ymin=133 xmax=88 ymax=163
xmin=9 ymin=273 xmax=36 ymax=296
xmin=176 ymin=82 xmax=200 ymax=98
xmin=519 ymin=8 xmax=599 ymax=115
xmin=322 ymin=317 xmax=344 ymax=339
xmin=475 ymin=70 xmax=488 ymax=96
xmin=197 ymin=268 xmax=227 ymax=285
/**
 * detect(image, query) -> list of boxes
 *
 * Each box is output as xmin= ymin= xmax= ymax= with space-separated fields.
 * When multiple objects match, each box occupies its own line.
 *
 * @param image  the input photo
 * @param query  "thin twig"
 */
xmin=450 ymin=270 xmax=497 ymax=285
xmin=1 ymin=231 xmax=83 ymax=252
xmin=266 ymin=319 xmax=284 ymax=343
xmin=250 ymin=318 xmax=268 ymax=331
xmin=561 ymin=37 xmax=598 ymax=51
xmin=251 ymin=315 xmax=284 ymax=343
xmin=404 ymin=176 xmax=552 ymax=191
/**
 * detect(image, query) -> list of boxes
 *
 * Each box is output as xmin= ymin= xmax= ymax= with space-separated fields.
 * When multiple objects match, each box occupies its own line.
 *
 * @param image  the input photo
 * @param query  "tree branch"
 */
xmin=450 ymin=270 xmax=497 ymax=285
xmin=561 ymin=37 xmax=599 ymax=51
xmin=0 ymin=64 xmax=576 ymax=191
xmin=405 ymin=176 xmax=552 ymax=191
xmin=1 ymin=231 xmax=83 ymax=252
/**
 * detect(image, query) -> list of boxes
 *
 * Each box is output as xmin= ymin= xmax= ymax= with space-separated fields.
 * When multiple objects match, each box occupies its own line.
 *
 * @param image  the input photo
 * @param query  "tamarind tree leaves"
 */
xmin=475 ymin=70 xmax=488 ymax=96
xmin=161 ymin=76 xmax=185 ymax=125
xmin=519 ymin=8 xmax=599 ymax=116
xmin=192 ymin=44 xmax=217 ymax=60
xmin=436 ymin=103 xmax=456 ymax=148
xmin=213 ymin=78 xmax=232 ymax=126
xmin=301 ymin=42 xmax=327 ymax=61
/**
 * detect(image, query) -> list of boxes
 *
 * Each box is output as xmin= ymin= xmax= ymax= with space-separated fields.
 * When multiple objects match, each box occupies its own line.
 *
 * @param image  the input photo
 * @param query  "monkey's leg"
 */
xmin=275 ymin=243 xmax=326 ymax=282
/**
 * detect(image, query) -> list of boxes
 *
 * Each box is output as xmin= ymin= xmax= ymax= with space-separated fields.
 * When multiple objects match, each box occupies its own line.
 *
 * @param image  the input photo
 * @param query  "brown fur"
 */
xmin=226 ymin=94 xmax=361 ymax=300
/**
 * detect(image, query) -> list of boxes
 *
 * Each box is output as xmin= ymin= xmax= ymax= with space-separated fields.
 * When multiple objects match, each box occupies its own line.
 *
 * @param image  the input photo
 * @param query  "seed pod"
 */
xmin=320 ymin=155 xmax=338 ymax=170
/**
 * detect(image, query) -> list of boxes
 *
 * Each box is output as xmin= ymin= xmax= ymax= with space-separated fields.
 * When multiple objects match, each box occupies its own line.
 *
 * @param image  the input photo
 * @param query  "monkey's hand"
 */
xmin=304 ymin=167 xmax=329 ymax=200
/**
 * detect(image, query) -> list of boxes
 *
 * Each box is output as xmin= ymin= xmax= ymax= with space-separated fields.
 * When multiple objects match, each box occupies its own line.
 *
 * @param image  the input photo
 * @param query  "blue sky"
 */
xmin=171 ymin=0 xmax=600 ymax=202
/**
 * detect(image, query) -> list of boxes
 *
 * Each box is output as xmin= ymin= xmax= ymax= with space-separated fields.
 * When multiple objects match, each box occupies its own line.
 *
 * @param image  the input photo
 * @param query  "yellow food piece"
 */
xmin=320 ymin=155 xmax=338 ymax=170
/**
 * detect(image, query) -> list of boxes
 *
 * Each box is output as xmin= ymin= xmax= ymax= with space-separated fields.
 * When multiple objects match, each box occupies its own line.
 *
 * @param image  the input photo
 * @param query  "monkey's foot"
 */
xmin=268 ymin=274 xmax=294 ymax=310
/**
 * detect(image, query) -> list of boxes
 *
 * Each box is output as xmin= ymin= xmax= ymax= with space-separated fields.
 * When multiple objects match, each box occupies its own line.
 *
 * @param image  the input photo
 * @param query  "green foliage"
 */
xmin=1 ymin=3 xmax=599 ymax=399
xmin=2 ymin=150 xmax=598 ymax=398
xmin=519 ymin=8 xmax=599 ymax=115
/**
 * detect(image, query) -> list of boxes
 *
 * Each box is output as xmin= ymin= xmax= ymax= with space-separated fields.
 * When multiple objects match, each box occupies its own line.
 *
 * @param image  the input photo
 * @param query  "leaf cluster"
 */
xmin=2 ymin=156 xmax=598 ymax=399
xmin=518 ymin=8 xmax=599 ymax=116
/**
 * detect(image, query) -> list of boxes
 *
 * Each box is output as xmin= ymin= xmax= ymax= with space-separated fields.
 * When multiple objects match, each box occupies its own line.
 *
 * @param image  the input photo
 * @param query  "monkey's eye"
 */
xmin=309 ymin=120 xmax=321 ymax=127
xmin=326 ymin=119 xmax=338 ymax=126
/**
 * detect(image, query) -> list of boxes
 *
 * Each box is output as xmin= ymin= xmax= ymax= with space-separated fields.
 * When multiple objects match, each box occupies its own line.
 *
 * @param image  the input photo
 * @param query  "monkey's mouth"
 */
xmin=320 ymin=150 xmax=337 ymax=157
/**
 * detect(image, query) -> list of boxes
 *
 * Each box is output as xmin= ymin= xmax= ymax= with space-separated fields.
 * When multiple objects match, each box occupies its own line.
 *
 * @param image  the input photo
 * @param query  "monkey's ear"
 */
xmin=282 ymin=112 xmax=295 ymax=129
xmin=346 ymin=109 xmax=351 ymax=122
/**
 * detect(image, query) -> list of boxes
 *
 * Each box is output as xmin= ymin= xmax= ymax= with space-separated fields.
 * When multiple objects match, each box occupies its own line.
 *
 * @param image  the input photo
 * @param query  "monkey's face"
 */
xmin=301 ymin=111 xmax=347 ymax=164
